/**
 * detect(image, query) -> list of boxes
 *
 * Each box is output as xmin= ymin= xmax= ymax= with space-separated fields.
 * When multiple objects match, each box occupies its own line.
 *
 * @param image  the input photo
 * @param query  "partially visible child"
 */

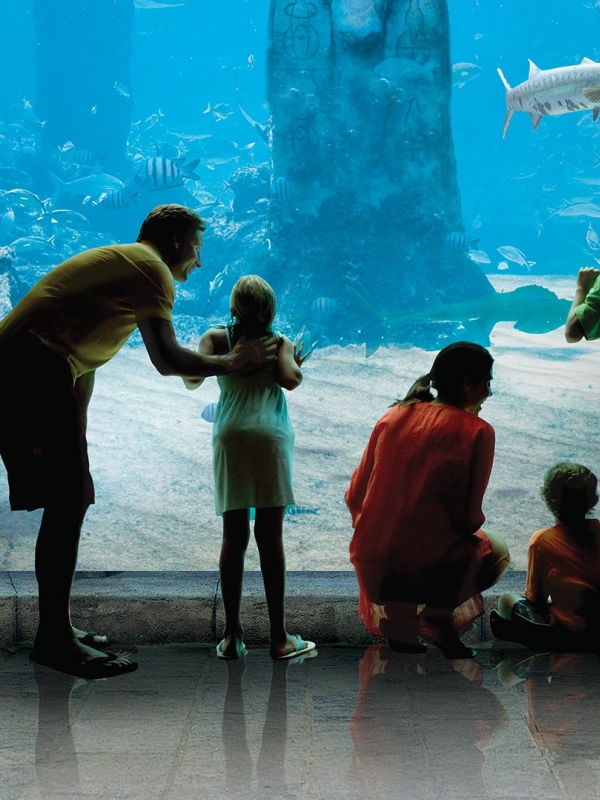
xmin=491 ymin=462 xmax=600 ymax=651
xmin=565 ymin=266 xmax=600 ymax=342
xmin=186 ymin=275 xmax=315 ymax=660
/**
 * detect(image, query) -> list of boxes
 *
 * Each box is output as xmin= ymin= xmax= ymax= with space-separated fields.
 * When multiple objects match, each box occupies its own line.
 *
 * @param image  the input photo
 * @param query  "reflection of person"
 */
xmin=346 ymin=342 xmax=510 ymax=658
xmin=0 ymin=205 xmax=278 ymax=679
xmin=187 ymin=275 xmax=315 ymax=660
xmin=347 ymin=643 xmax=509 ymax=798
xmin=565 ymin=266 xmax=600 ymax=341
xmin=491 ymin=462 xmax=600 ymax=651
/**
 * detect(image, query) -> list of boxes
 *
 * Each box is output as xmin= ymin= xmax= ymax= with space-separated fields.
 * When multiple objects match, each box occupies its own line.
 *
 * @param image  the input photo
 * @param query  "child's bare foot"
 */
xmin=270 ymin=633 xmax=316 ymax=661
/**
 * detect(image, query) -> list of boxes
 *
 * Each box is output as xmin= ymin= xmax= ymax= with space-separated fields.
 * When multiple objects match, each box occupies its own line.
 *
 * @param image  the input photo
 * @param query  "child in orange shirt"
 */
xmin=491 ymin=462 xmax=600 ymax=651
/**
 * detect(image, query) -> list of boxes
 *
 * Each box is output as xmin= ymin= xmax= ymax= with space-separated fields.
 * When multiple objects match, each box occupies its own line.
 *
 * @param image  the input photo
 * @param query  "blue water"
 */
xmin=1 ymin=1 xmax=600 ymax=570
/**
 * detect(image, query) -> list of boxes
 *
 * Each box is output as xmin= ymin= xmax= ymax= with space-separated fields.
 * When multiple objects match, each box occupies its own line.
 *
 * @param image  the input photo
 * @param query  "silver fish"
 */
xmin=587 ymin=223 xmax=600 ymax=250
xmin=498 ymin=57 xmax=600 ymax=138
xmin=496 ymin=245 xmax=535 ymax=270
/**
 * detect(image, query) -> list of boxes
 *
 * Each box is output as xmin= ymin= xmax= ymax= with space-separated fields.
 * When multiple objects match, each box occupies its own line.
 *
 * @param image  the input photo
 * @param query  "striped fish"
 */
xmin=134 ymin=157 xmax=201 ymax=191
xmin=311 ymin=296 xmax=340 ymax=315
xmin=443 ymin=232 xmax=480 ymax=252
xmin=201 ymin=402 xmax=218 ymax=423
xmin=270 ymin=176 xmax=294 ymax=202
xmin=498 ymin=57 xmax=600 ymax=138
xmin=98 ymin=188 xmax=140 ymax=210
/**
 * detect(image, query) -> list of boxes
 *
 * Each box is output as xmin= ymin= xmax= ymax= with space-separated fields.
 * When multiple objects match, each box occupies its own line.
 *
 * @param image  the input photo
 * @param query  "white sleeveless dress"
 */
xmin=212 ymin=327 xmax=295 ymax=513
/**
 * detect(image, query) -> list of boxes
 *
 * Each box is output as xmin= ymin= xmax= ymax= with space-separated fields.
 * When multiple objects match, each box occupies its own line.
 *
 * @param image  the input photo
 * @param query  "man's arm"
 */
xmin=73 ymin=370 xmax=96 ymax=424
xmin=565 ymin=267 xmax=600 ymax=342
xmin=137 ymin=317 xmax=278 ymax=378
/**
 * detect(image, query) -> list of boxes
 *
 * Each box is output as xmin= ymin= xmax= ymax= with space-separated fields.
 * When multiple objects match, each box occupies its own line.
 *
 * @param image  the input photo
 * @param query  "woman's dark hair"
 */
xmin=229 ymin=275 xmax=276 ymax=341
xmin=395 ymin=341 xmax=494 ymax=408
xmin=136 ymin=204 xmax=206 ymax=262
xmin=541 ymin=462 xmax=598 ymax=526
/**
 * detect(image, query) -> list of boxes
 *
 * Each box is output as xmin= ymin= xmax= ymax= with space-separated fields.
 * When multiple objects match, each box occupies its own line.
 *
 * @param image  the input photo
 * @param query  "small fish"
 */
xmin=59 ymin=143 xmax=105 ymax=166
xmin=451 ymin=62 xmax=483 ymax=89
xmin=134 ymin=157 xmax=201 ymax=190
xmin=311 ymin=297 xmax=340 ymax=315
xmin=443 ymin=232 xmax=480 ymax=252
xmin=497 ymin=261 xmax=510 ymax=271
xmin=247 ymin=54 xmax=255 ymax=68
xmin=467 ymin=249 xmax=491 ymax=264
xmin=134 ymin=0 xmax=184 ymax=8
xmin=98 ymin=188 xmax=140 ymax=210
xmin=238 ymin=104 xmax=270 ymax=145
xmin=113 ymin=82 xmax=131 ymax=98
xmin=0 ymin=167 xmax=33 ymax=188
xmin=201 ymin=402 xmax=218 ymax=423
xmin=0 ymin=188 xmax=46 ymax=217
xmin=496 ymin=246 xmax=535 ymax=270
xmin=587 ymin=222 xmax=600 ymax=250
xmin=48 ymin=171 xmax=125 ymax=200
xmin=552 ymin=201 xmax=600 ymax=219
xmin=9 ymin=235 xmax=56 ymax=254
xmin=285 ymin=505 xmax=319 ymax=516
xmin=271 ymin=176 xmax=294 ymax=202
xmin=40 ymin=208 xmax=90 ymax=228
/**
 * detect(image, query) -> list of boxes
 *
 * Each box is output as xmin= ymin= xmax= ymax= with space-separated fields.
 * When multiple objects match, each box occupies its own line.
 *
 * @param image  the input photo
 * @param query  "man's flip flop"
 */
xmin=272 ymin=635 xmax=316 ymax=661
xmin=30 ymin=650 xmax=138 ymax=680
xmin=216 ymin=639 xmax=248 ymax=660
xmin=76 ymin=631 xmax=113 ymax=649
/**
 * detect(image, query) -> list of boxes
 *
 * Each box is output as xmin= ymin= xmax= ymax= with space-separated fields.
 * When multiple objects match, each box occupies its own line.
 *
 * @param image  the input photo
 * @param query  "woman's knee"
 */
xmin=481 ymin=530 xmax=511 ymax=588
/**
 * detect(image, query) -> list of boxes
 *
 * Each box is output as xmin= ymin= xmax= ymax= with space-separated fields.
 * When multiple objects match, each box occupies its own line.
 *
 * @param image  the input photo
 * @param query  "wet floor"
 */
xmin=1 ymin=643 xmax=600 ymax=799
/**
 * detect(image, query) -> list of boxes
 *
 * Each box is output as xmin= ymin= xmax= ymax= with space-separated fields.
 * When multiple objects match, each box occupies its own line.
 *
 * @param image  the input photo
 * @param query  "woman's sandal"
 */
xmin=387 ymin=638 xmax=428 ymax=654
xmin=420 ymin=625 xmax=476 ymax=659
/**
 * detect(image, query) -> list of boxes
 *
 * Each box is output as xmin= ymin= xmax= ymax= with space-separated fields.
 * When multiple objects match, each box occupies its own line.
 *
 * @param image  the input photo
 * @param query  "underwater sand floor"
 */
xmin=0 ymin=276 xmax=599 ymax=573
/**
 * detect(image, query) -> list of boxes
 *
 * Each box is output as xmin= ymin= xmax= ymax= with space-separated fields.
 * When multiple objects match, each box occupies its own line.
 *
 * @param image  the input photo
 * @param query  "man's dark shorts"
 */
xmin=0 ymin=334 xmax=95 ymax=511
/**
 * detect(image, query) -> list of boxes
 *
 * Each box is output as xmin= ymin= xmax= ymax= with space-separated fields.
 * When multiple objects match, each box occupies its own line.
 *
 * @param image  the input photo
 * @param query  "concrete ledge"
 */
xmin=0 ymin=570 xmax=527 ymax=646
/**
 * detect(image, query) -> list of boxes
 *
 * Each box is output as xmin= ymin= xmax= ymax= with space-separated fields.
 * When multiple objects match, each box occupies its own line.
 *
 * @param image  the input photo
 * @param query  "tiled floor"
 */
xmin=1 ymin=642 xmax=600 ymax=799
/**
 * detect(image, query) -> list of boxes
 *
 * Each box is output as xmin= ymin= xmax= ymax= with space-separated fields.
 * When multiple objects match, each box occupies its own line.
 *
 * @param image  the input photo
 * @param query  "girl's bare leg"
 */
xmin=254 ymin=507 xmax=311 ymax=658
xmin=219 ymin=509 xmax=251 ymax=657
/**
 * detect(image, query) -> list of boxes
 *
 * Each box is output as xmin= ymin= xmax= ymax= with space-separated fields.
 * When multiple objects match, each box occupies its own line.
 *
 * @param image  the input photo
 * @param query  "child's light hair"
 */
xmin=230 ymin=275 xmax=276 ymax=337
xmin=541 ymin=462 xmax=599 ymax=525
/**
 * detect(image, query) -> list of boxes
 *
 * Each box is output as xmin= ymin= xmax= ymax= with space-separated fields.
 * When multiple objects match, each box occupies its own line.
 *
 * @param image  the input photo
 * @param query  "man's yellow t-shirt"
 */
xmin=0 ymin=242 xmax=175 ymax=379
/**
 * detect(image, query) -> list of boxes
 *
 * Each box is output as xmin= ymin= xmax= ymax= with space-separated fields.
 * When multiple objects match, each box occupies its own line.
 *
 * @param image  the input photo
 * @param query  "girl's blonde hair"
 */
xmin=230 ymin=275 xmax=277 ymax=339
xmin=541 ymin=462 xmax=599 ymax=525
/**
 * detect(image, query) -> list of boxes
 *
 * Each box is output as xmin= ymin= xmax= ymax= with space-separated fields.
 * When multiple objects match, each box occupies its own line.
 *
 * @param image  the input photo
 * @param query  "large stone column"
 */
xmin=267 ymin=0 xmax=493 ymax=348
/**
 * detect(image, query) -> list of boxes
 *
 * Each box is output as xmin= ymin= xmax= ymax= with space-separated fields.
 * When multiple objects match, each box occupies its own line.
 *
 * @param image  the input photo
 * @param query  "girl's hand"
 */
xmin=576 ymin=267 xmax=600 ymax=293
xmin=293 ymin=337 xmax=311 ymax=367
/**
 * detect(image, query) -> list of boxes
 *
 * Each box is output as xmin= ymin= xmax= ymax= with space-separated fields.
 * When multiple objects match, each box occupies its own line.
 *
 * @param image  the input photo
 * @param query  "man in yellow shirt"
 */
xmin=0 ymin=204 xmax=278 ymax=679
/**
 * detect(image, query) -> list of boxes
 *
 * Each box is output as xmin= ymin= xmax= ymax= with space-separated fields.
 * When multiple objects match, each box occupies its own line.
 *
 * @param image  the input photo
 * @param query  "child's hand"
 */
xmin=293 ymin=335 xmax=313 ymax=367
xmin=576 ymin=267 xmax=600 ymax=293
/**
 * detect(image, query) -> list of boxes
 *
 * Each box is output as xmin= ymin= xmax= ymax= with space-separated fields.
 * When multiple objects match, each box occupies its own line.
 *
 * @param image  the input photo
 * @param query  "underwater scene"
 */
xmin=0 ymin=0 xmax=599 ymax=571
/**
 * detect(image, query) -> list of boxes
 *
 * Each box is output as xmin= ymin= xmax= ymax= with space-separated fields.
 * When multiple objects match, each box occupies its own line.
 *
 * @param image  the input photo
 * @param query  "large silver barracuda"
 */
xmin=498 ymin=57 xmax=600 ymax=138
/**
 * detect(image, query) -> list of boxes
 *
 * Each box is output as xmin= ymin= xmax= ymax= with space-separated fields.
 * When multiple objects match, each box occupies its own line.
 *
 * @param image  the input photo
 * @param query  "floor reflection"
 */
xmin=2 ymin=645 xmax=600 ymax=799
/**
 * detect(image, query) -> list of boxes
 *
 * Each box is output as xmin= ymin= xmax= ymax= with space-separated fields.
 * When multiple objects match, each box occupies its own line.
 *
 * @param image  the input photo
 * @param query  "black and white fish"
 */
xmin=443 ymin=232 xmax=480 ymax=252
xmin=59 ymin=143 xmax=105 ymax=166
xmin=498 ymin=57 xmax=600 ymax=138
xmin=201 ymin=402 xmax=218 ymax=423
xmin=134 ymin=157 xmax=201 ymax=191
xmin=311 ymin=297 xmax=340 ymax=315
xmin=271 ymin=176 xmax=294 ymax=202
xmin=98 ymin=188 xmax=140 ymax=210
